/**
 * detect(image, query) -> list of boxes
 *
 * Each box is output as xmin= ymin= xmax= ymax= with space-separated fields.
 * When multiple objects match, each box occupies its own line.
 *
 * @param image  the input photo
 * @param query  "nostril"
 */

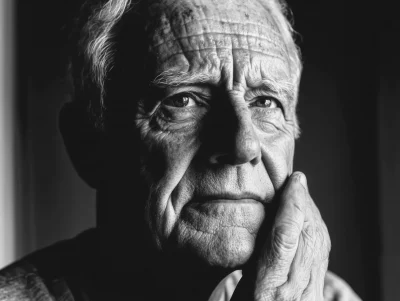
xmin=208 ymin=136 xmax=261 ymax=166
xmin=251 ymin=153 xmax=261 ymax=165
xmin=209 ymin=152 xmax=226 ymax=165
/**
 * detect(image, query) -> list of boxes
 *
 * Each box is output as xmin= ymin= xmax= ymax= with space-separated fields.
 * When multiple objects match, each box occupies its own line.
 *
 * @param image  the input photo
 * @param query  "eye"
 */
xmin=250 ymin=96 xmax=279 ymax=108
xmin=163 ymin=94 xmax=197 ymax=108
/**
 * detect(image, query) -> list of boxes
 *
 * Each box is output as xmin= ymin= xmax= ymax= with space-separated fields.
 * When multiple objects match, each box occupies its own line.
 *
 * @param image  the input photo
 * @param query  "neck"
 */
xmin=96 ymin=187 xmax=235 ymax=300
xmin=97 ymin=224 xmax=233 ymax=301
xmin=149 ymin=247 xmax=233 ymax=301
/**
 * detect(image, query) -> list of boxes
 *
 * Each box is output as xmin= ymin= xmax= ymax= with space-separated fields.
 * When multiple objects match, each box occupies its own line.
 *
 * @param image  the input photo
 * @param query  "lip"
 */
xmin=199 ymin=199 xmax=261 ymax=205
xmin=195 ymin=192 xmax=267 ymax=204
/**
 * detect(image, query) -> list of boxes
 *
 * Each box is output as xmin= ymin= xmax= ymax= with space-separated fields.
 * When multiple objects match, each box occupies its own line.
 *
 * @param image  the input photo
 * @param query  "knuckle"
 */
xmin=254 ymin=289 xmax=274 ymax=301
xmin=302 ymin=222 xmax=315 ymax=244
xmin=256 ymin=280 xmax=309 ymax=301
xmin=294 ymin=273 xmax=311 ymax=293
xmin=273 ymin=224 xmax=300 ymax=253
xmin=300 ymin=289 xmax=314 ymax=301
xmin=274 ymin=286 xmax=300 ymax=301
xmin=283 ymin=179 xmax=307 ymax=202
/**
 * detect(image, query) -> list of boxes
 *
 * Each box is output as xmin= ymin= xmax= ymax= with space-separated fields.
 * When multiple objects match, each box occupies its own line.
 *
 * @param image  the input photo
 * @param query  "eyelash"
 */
xmin=247 ymin=91 xmax=281 ymax=103
xmin=162 ymin=92 xmax=208 ymax=107
xmin=151 ymin=91 xmax=283 ymax=118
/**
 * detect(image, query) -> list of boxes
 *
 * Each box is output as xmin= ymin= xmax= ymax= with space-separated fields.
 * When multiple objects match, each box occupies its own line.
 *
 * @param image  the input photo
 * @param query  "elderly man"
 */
xmin=1 ymin=0 xmax=361 ymax=300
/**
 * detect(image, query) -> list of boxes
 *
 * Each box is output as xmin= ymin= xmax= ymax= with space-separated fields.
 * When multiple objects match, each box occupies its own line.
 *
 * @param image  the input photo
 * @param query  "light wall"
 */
xmin=0 ymin=0 xmax=16 ymax=269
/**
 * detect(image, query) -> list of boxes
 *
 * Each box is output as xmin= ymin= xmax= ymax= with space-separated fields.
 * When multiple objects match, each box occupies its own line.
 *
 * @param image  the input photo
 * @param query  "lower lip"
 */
xmin=182 ymin=199 xmax=266 ymax=232
xmin=185 ymin=199 xmax=265 ymax=216
xmin=185 ymin=199 xmax=264 ymax=213
xmin=187 ymin=199 xmax=264 ymax=212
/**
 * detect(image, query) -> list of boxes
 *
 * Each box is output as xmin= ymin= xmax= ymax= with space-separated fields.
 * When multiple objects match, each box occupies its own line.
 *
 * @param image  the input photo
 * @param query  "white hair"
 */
xmin=84 ymin=0 xmax=132 ymax=95
xmin=71 ymin=0 xmax=302 ymax=128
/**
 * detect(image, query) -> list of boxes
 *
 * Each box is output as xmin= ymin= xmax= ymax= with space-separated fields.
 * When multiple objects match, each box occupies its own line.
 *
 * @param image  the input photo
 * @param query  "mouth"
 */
xmin=194 ymin=192 xmax=269 ymax=205
xmin=181 ymin=193 xmax=267 ymax=235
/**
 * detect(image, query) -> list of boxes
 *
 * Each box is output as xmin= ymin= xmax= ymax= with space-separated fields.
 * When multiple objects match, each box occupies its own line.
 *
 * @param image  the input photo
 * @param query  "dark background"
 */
xmin=14 ymin=1 xmax=400 ymax=300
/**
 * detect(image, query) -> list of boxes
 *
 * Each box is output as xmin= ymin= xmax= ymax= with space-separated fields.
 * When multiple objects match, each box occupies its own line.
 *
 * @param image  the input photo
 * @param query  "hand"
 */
xmin=231 ymin=172 xmax=331 ymax=300
xmin=324 ymin=271 xmax=362 ymax=301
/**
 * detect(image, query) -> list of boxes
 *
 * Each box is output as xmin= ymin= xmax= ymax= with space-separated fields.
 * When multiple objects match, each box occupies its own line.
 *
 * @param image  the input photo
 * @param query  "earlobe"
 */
xmin=59 ymin=102 xmax=106 ymax=189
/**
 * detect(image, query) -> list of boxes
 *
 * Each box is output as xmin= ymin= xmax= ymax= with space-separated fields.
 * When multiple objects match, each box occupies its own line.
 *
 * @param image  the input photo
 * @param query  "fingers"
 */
xmin=297 ymin=174 xmax=330 ymax=301
xmin=279 ymin=172 xmax=329 ymax=301
xmin=232 ymin=172 xmax=331 ymax=301
xmin=300 ymin=264 xmax=322 ymax=301
xmin=257 ymin=173 xmax=307 ymax=286
xmin=278 ymin=201 xmax=316 ymax=300
xmin=254 ymin=172 xmax=331 ymax=301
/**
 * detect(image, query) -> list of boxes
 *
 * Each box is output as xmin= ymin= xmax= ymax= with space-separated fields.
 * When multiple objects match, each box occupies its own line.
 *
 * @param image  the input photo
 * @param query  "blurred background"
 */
xmin=1 ymin=1 xmax=399 ymax=300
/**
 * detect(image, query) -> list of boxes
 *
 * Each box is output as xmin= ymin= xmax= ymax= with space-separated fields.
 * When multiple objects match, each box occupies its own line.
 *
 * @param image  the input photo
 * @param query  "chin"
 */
xmin=206 ymin=247 xmax=254 ymax=269
xmin=175 ymin=226 xmax=258 ymax=269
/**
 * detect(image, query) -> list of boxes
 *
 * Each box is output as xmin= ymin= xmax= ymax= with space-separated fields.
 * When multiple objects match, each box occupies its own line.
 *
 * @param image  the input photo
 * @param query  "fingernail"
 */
xmin=297 ymin=173 xmax=307 ymax=189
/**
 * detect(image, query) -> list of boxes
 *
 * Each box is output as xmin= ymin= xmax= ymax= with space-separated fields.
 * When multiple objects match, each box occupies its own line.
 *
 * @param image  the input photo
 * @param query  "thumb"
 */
xmin=257 ymin=172 xmax=307 ymax=288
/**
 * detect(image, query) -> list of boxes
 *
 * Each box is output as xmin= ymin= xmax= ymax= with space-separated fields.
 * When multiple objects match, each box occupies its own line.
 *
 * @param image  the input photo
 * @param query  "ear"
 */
xmin=59 ymin=102 xmax=106 ymax=189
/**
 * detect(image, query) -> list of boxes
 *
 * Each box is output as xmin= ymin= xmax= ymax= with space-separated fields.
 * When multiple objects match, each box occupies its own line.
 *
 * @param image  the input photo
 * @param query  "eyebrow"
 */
xmin=255 ymin=78 xmax=296 ymax=104
xmin=150 ymin=70 xmax=217 ymax=87
xmin=150 ymin=70 xmax=296 ymax=103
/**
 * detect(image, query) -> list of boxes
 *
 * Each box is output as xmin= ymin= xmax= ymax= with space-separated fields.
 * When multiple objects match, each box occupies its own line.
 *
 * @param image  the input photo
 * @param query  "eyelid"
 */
xmin=163 ymin=85 xmax=213 ymax=98
xmin=162 ymin=91 xmax=210 ymax=107
xmin=246 ymin=89 xmax=278 ymax=100
xmin=247 ymin=92 xmax=281 ymax=106
xmin=247 ymin=90 xmax=287 ymax=117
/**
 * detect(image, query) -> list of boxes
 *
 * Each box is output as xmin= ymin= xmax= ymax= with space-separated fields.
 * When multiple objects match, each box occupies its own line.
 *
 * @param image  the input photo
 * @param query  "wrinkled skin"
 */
xmin=117 ymin=0 xmax=361 ymax=300
xmin=136 ymin=0 xmax=297 ymax=267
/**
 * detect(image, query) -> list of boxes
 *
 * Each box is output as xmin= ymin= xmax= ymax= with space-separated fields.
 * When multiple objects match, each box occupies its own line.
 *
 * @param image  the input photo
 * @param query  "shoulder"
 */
xmin=0 ymin=229 xmax=98 ymax=301
xmin=0 ymin=259 xmax=60 ymax=301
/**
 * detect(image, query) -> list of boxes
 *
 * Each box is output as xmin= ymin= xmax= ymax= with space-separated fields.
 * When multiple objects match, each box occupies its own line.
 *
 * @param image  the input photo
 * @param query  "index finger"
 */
xmin=256 ymin=172 xmax=308 ymax=289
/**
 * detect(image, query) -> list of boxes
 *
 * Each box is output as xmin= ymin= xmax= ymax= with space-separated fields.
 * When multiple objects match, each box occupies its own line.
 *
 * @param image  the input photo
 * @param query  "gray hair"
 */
xmin=71 ymin=0 xmax=302 ymax=129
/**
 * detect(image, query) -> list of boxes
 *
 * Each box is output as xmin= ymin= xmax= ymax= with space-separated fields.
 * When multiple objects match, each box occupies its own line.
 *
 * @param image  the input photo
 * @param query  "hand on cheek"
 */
xmin=231 ymin=172 xmax=331 ymax=301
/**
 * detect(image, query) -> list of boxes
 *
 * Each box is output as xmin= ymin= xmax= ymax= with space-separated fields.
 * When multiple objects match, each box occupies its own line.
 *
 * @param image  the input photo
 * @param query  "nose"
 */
xmin=209 ymin=105 xmax=261 ymax=166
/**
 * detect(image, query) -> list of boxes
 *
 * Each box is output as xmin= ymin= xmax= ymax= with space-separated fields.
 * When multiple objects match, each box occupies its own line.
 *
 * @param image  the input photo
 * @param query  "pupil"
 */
xmin=259 ymin=98 xmax=270 ymax=107
xmin=175 ymin=96 xmax=189 ymax=107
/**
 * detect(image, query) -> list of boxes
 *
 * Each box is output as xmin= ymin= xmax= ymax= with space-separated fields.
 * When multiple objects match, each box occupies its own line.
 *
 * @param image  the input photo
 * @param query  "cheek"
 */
xmin=259 ymin=130 xmax=295 ymax=191
xmin=136 ymin=120 xmax=201 ymax=245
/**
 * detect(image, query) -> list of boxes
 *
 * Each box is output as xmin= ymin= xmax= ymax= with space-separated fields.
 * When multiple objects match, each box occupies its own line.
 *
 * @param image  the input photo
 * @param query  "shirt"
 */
xmin=0 ymin=229 xmax=242 ymax=301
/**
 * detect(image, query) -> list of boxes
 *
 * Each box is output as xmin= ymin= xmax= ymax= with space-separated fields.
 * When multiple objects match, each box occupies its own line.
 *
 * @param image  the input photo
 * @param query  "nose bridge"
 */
xmin=231 ymin=103 xmax=261 ymax=165
xmin=206 ymin=90 xmax=262 ymax=166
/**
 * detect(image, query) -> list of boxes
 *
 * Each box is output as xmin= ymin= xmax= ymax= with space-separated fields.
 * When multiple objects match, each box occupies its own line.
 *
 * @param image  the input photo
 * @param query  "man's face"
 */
xmin=135 ymin=0 xmax=298 ymax=268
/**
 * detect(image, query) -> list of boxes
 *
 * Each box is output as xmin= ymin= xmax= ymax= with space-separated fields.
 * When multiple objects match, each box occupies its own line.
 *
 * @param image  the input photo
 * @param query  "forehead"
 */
xmin=145 ymin=0 xmax=291 ymax=86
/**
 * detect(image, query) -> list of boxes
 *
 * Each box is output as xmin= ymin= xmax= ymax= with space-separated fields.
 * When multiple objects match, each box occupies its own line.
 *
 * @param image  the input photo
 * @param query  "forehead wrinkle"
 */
xmin=150 ymin=22 xmax=289 ymax=76
xmin=231 ymin=48 xmax=250 ymax=91
xmin=147 ymin=0 xmax=294 ymax=96
xmin=245 ymin=54 xmax=262 ymax=87
xmin=148 ymin=0 xmax=285 ymax=53
xmin=156 ymin=47 xmax=288 ymax=66
xmin=152 ymin=18 xmax=283 ymax=48
xmin=151 ymin=19 xmax=287 ymax=61
xmin=152 ymin=30 xmax=283 ymax=50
